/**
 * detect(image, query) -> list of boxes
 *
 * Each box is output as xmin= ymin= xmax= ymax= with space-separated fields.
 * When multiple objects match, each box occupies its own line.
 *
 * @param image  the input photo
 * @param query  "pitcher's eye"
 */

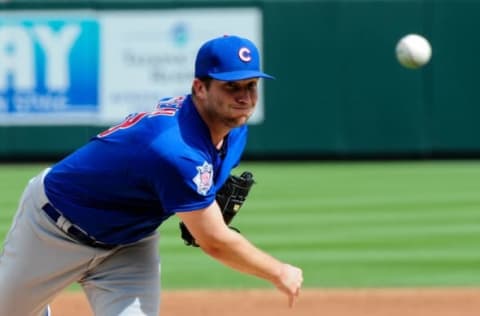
xmin=224 ymin=82 xmax=240 ymax=92
xmin=226 ymin=82 xmax=237 ymax=89
xmin=247 ymin=82 xmax=258 ymax=91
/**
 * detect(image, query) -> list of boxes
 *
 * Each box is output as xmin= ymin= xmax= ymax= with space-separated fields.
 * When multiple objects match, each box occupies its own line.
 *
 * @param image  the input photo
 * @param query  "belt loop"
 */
xmin=56 ymin=216 xmax=72 ymax=233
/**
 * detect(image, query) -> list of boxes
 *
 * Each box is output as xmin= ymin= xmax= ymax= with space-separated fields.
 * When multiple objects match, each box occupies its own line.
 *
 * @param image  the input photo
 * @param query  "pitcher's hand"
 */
xmin=274 ymin=263 xmax=303 ymax=307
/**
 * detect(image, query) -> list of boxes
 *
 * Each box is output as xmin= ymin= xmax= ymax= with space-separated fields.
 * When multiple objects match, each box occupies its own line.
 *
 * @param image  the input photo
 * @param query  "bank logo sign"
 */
xmin=0 ymin=17 xmax=99 ymax=123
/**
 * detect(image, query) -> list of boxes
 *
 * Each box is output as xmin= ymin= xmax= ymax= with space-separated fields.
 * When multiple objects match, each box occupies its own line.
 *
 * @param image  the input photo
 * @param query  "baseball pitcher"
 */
xmin=0 ymin=35 xmax=303 ymax=316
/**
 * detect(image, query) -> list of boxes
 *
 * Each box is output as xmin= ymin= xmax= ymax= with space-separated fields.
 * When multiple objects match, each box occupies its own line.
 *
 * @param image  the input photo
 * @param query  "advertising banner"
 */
xmin=0 ymin=12 xmax=99 ymax=124
xmin=0 ymin=8 xmax=265 ymax=125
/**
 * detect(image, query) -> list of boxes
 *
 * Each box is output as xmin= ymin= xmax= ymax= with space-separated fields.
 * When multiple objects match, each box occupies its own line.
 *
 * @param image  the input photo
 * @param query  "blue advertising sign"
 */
xmin=0 ymin=15 xmax=99 ymax=123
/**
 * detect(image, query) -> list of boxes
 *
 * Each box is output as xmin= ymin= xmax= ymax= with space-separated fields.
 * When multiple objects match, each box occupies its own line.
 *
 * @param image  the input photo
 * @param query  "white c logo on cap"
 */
xmin=238 ymin=47 xmax=252 ymax=62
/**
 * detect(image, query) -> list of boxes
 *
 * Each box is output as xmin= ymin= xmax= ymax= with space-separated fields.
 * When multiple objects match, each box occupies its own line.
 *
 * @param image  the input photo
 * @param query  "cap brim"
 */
xmin=209 ymin=70 xmax=275 ymax=81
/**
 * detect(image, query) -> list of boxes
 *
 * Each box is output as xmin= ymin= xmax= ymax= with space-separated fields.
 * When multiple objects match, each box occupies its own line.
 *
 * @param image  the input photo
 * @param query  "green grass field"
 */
xmin=1 ymin=161 xmax=480 ymax=289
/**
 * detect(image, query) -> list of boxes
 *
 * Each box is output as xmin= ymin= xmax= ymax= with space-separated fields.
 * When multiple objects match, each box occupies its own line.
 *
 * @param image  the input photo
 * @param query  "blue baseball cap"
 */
xmin=195 ymin=35 xmax=275 ymax=81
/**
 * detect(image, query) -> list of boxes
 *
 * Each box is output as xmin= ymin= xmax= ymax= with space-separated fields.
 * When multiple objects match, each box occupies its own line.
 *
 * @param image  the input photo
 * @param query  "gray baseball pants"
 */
xmin=0 ymin=170 xmax=161 ymax=316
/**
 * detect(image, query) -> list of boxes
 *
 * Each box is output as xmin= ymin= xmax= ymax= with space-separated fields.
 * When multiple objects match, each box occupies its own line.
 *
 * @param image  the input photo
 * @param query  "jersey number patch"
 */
xmin=98 ymin=96 xmax=185 ymax=138
xmin=97 ymin=112 xmax=149 ymax=138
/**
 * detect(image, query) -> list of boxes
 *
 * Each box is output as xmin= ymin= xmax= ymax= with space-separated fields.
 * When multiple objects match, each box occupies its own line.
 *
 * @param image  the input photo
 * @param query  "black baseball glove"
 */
xmin=179 ymin=171 xmax=255 ymax=247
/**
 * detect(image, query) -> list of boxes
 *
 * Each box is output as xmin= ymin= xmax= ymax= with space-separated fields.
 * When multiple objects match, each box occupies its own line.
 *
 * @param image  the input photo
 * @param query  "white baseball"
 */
xmin=395 ymin=34 xmax=432 ymax=69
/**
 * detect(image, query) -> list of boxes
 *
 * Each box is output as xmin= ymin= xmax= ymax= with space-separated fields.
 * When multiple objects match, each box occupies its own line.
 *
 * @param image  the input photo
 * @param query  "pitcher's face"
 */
xmin=197 ymin=78 xmax=259 ymax=128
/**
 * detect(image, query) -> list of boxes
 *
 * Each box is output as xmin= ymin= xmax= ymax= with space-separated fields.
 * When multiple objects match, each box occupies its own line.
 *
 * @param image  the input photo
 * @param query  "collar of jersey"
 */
xmin=181 ymin=95 xmax=221 ymax=157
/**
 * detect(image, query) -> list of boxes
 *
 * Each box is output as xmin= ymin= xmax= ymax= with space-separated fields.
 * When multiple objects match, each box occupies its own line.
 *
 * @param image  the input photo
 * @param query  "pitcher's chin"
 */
xmin=224 ymin=115 xmax=250 ymax=128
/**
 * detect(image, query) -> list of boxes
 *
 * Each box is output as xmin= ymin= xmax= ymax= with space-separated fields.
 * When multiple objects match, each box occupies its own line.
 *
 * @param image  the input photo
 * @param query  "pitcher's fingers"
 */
xmin=288 ymin=294 xmax=295 ymax=308
xmin=288 ymin=287 xmax=300 ymax=308
xmin=293 ymin=285 xmax=302 ymax=306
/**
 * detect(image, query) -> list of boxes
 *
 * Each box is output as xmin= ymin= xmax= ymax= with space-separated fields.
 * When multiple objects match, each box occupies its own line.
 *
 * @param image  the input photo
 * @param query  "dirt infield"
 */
xmin=50 ymin=288 xmax=480 ymax=316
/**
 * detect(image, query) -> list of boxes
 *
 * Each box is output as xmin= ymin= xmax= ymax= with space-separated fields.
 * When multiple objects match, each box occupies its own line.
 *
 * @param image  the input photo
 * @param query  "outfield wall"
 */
xmin=1 ymin=0 xmax=479 ymax=159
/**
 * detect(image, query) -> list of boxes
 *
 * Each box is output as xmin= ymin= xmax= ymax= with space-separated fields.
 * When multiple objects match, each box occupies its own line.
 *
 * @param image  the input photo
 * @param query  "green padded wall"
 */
xmin=0 ymin=0 xmax=479 ymax=159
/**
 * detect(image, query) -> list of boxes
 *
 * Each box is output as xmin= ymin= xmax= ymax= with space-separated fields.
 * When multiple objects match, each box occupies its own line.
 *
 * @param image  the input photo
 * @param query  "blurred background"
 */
xmin=0 ymin=0 xmax=479 ymax=160
xmin=1 ymin=0 xmax=479 ymax=290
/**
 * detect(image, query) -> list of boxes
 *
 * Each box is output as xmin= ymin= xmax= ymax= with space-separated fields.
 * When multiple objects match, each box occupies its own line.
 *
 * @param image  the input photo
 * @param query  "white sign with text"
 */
xmin=100 ymin=8 xmax=265 ymax=124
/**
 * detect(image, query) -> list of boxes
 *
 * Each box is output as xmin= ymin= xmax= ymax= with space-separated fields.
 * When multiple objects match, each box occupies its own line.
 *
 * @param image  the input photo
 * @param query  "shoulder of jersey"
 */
xmin=151 ymin=95 xmax=186 ymax=117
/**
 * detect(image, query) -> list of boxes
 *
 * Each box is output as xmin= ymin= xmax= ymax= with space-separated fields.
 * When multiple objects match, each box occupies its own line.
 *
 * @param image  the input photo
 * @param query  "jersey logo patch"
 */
xmin=193 ymin=161 xmax=214 ymax=196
